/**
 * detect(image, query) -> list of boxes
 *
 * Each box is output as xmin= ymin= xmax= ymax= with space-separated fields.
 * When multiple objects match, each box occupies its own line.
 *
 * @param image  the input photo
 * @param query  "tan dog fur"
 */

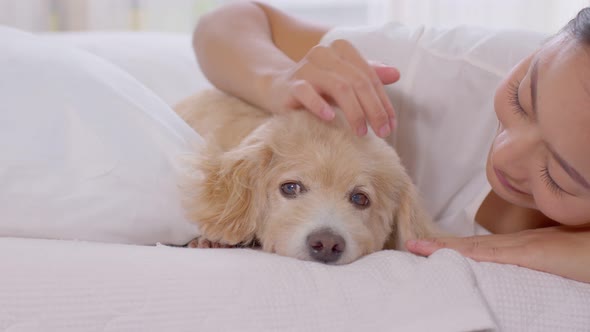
xmin=175 ymin=90 xmax=437 ymax=264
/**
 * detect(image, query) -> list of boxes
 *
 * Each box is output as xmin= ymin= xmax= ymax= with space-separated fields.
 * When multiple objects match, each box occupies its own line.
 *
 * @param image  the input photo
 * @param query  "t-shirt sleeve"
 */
xmin=321 ymin=22 xmax=424 ymax=81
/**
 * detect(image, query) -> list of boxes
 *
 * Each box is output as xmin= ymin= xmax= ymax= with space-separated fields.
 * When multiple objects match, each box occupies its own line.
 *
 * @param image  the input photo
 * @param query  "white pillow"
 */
xmin=0 ymin=26 xmax=201 ymax=245
xmin=38 ymin=31 xmax=211 ymax=106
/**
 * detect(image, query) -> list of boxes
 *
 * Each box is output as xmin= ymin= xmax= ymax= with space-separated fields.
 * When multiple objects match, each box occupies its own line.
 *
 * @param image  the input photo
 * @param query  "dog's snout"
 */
xmin=306 ymin=229 xmax=346 ymax=263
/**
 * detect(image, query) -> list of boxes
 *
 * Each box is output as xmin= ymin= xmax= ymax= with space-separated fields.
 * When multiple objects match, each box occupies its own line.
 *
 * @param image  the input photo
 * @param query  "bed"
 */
xmin=0 ymin=27 xmax=589 ymax=331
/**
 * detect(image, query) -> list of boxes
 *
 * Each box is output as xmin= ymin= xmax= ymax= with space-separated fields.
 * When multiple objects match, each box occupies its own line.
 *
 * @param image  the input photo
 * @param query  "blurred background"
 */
xmin=0 ymin=0 xmax=589 ymax=34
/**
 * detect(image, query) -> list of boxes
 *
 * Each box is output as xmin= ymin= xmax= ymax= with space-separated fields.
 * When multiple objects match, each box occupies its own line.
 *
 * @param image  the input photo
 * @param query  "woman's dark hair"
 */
xmin=563 ymin=7 xmax=590 ymax=43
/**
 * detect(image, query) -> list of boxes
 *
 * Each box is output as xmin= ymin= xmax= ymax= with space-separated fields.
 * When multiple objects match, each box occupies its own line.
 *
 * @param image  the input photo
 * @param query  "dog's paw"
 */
xmin=186 ymin=236 xmax=233 ymax=249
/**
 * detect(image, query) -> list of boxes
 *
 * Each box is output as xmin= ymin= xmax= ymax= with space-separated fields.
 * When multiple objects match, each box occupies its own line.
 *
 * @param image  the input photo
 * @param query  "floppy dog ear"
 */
xmin=385 ymin=183 xmax=438 ymax=251
xmin=183 ymin=131 xmax=273 ymax=246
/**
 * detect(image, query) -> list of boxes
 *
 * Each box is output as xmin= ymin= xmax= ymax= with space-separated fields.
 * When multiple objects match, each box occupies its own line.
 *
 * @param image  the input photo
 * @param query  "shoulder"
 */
xmin=322 ymin=22 xmax=548 ymax=76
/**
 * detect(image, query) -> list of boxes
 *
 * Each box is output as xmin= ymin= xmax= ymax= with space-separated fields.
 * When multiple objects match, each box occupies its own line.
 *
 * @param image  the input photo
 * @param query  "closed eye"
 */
xmin=540 ymin=165 xmax=566 ymax=197
xmin=508 ymin=80 xmax=527 ymax=118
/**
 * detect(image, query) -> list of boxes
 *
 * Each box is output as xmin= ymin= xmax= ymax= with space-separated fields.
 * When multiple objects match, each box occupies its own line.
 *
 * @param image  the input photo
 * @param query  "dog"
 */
xmin=174 ymin=90 xmax=437 ymax=264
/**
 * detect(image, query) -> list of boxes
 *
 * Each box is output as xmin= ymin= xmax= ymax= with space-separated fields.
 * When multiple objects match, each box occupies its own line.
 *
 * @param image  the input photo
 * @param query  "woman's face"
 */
xmin=488 ymin=34 xmax=590 ymax=225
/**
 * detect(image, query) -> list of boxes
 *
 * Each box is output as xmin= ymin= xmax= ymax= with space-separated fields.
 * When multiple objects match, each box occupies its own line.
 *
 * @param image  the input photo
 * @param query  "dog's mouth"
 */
xmin=236 ymin=235 xmax=362 ymax=265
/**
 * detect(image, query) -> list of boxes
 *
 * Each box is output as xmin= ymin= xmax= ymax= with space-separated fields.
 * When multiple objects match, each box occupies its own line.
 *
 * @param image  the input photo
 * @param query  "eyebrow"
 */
xmin=530 ymin=59 xmax=590 ymax=190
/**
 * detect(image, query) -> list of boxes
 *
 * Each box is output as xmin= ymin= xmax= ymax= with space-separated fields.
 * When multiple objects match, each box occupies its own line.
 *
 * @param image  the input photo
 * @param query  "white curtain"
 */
xmin=0 ymin=0 xmax=370 ymax=32
xmin=0 ymin=0 xmax=589 ymax=33
xmin=0 ymin=0 xmax=219 ymax=32
xmin=369 ymin=0 xmax=590 ymax=34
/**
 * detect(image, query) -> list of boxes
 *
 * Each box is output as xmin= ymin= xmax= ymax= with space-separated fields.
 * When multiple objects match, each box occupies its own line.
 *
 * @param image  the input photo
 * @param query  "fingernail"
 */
xmin=389 ymin=117 xmax=396 ymax=132
xmin=357 ymin=124 xmax=367 ymax=136
xmin=378 ymin=123 xmax=391 ymax=137
xmin=321 ymin=106 xmax=335 ymax=120
xmin=369 ymin=60 xmax=392 ymax=67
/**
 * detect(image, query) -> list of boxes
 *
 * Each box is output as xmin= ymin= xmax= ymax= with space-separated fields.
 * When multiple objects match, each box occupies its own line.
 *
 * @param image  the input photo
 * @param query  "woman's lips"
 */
xmin=494 ymin=167 xmax=528 ymax=195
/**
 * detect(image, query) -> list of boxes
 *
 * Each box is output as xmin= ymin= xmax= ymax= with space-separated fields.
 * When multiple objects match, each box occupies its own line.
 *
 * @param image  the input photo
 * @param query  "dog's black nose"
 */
xmin=307 ymin=229 xmax=346 ymax=263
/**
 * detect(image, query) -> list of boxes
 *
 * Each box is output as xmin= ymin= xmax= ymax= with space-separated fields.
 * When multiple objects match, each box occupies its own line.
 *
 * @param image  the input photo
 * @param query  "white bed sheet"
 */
xmin=1 ymin=237 xmax=589 ymax=332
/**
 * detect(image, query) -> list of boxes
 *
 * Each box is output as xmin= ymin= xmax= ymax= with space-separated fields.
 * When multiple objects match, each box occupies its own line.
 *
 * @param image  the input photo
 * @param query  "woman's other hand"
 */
xmin=406 ymin=226 xmax=590 ymax=283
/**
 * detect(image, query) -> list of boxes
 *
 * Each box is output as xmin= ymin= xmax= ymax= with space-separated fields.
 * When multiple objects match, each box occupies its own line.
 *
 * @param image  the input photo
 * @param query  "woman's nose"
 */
xmin=494 ymin=125 xmax=541 ymax=179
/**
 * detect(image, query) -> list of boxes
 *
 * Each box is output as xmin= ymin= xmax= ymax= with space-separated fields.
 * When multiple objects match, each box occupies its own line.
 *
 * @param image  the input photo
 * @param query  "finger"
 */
xmin=288 ymin=79 xmax=335 ymax=121
xmin=406 ymin=233 xmax=524 ymax=256
xmin=405 ymin=238 xmax=513 ymax=262
xmin=406 ymin=239 xmax=443 ymax=256
xmin=371 ymin=63 xmax=399 ymax=130
xmin=316 ymin=61 xmax=388 ymax=137
xmin=330 ymin=40 xmax=397 ymax=134
xmin=289 ymin=74 xmax=366 ymax=134
xmin=308 ymin=43 xmax=384 ymax=136
xmin=289 ymin=71 xmax=368 ymax=135
xmin=406 ymin=237 xmax=538 ymax=270
xmin=312 ymin=72 xmax=368 ymax=136
xmin=372 ymin=63 xmax=401 ymax=85
xmin=458 ymin=242 xmax=544 ymax=271
xmin=330 ymin=66 xmax=391 ymax=137
xmin=346 ymin=70 xmax=391 ymax=137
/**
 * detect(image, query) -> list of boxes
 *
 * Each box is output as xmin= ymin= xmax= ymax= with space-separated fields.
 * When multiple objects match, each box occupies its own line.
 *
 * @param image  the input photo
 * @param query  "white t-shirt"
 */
xmin=322 ymin=23 xmax=547 ymax=235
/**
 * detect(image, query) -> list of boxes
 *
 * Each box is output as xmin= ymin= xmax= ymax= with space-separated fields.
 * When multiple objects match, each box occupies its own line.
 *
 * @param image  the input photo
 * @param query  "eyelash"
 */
xmin=507 ymin=80 xmax=527 ymax=117
xmin=540 ymin=165 xmax=565 ymax=197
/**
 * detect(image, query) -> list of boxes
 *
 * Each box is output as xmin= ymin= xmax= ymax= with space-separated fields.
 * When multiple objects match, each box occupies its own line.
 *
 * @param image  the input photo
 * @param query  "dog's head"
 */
xmin=184 ymin=111 xmax=435 ymax=264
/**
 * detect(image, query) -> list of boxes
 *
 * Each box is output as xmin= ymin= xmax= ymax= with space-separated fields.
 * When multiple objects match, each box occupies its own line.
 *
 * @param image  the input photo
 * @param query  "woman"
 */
xmin=193 ymin=2 xmax=590 ymax=283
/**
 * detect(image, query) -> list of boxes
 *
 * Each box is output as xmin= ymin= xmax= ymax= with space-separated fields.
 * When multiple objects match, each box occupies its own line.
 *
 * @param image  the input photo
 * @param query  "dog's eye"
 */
xmin=350 ymin=192 xmax=370 ymax=209
xmin=280 ymin=182 xmax=304 ymax=198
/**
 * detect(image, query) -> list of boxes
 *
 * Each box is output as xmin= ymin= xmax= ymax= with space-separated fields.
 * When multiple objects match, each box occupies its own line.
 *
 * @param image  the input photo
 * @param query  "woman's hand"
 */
xmin=406 ymin=226 xmax=590 ymax=283
xmin=267 ymin=39 xmax=400 ymax=138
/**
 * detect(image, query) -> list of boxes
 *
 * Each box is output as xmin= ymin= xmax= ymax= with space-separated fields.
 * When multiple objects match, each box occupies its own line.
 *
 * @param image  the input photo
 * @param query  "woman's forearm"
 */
xmin=193 ymin=2 xmax=326 ymax=112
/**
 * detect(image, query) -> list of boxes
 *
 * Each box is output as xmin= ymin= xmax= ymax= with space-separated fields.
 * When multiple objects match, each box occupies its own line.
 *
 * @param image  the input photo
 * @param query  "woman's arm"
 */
xmin=193 ymin=1 xmax=399 ymax=137
xmin=193 ymin=2 xmax=325 ymax=108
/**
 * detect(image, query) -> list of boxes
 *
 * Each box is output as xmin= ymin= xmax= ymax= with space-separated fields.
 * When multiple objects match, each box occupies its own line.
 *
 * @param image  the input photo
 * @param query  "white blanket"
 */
xmin=1 ymin=238 xmax=588 ymax=331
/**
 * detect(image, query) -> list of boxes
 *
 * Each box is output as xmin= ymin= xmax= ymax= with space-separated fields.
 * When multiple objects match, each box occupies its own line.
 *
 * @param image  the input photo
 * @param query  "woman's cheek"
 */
xmin=531 ymin=180 xmax=583 ymax=225
xmin=530 ymin=180 xmax=556 ymax=217
xmin=488 ymin=109 xmax=513 ymax=168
